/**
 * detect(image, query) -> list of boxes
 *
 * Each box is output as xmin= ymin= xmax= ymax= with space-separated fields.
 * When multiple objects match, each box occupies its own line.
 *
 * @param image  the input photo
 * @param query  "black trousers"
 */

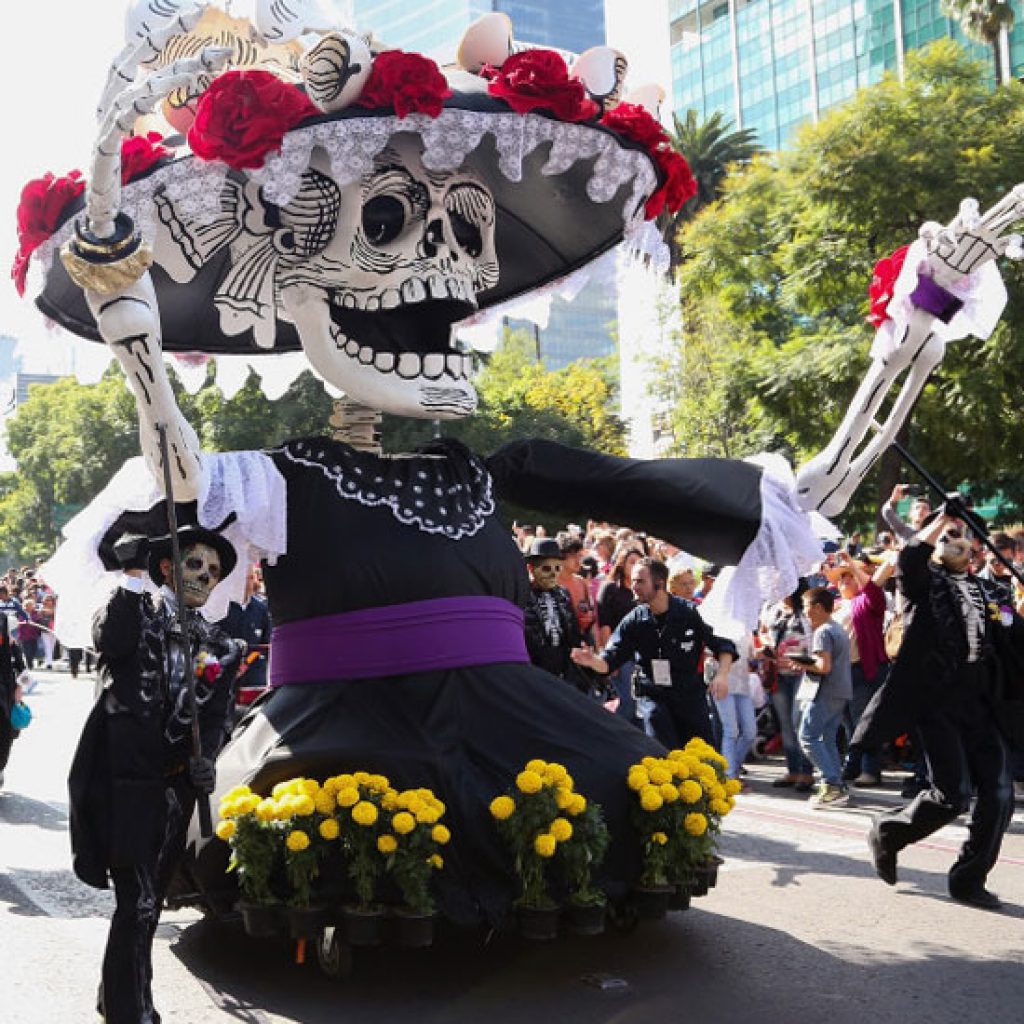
xmin=647 ymin=685 xmax=717 ymax=749
xmin=100 ymin=778 xmax=194 ymax=1024
xmin=873 ymin=665 xmax=1012 ymax=896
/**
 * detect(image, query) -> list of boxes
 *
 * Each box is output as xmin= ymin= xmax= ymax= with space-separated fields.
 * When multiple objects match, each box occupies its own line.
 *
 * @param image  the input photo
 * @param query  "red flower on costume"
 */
xmin=121 ymin=132 xmax=173 ymax=183
xmin=188 ymin=70 xmax=320 ymax=170
xmin=11 ymin=170 xmax=86 ymax=296
xmin=356 ymin=50 xmax=452 ymax=119
xmin=600 ymin=103 xmax=697 ymax=219
xmin=487 ymin=49 xmax=599 ymax=123
xmin=868 ymin=245 xmax=910 ymax=328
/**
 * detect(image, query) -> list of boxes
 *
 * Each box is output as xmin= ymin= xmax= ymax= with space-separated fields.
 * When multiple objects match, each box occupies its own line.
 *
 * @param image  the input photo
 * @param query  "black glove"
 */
xmin=942 ymin=492 xmax=969 ymax=522
xmin=188 ymin=755 xmax=216 ymax=795
xmin=112 ymin=532 xmax=150 ymax=571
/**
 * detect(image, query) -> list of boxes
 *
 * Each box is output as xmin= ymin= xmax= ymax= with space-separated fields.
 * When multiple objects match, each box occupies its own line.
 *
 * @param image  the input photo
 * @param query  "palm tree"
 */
xmin=942 ymin=0 xmax=1016 ymax=84
xmin=661 ymin=109 xmax=763 ymax=268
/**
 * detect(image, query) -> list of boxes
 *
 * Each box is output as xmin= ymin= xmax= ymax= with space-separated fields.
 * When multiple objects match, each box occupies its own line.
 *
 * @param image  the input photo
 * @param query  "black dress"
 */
xmin=192 ymin=436 xmax=767 ymax=925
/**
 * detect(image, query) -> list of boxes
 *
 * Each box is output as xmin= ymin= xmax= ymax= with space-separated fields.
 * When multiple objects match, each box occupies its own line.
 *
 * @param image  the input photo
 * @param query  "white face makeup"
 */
xmin=529 ymin=559 xmax=563 ymax=592
xmin=180 ymin=542 xmax=222 ymax=608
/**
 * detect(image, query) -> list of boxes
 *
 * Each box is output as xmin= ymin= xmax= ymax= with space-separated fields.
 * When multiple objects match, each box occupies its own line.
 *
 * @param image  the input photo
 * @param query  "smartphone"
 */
xmin=904 ymin=484 xmax=923 ymax=497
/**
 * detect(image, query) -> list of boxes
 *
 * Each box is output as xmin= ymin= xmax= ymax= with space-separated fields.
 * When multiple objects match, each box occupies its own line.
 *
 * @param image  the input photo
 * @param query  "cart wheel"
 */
xmin=606 ymin=901 xmax=639 ymax=934
xmin=316 ymin=926 xmax=353 ymax=980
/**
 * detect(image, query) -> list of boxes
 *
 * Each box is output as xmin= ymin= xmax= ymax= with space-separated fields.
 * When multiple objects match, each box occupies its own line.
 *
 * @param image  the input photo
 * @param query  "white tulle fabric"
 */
xmin=869 ymin=238 xmax=1007 ymax=362
xmin=40 ymin=450 xmax=287 ymax=649
xmin=699 ymin=454 xmax=825 ymax=643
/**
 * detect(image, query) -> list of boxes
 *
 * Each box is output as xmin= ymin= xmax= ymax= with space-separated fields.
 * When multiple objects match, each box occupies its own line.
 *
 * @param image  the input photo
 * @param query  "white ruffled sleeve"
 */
xmin=40 ymin=450 xmax=287 ymax=649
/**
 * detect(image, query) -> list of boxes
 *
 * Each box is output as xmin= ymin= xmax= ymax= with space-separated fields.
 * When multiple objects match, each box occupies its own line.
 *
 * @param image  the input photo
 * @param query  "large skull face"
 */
xmin=279 ymin=135 xmax=499 ymax=418
xmin=180 ymin=543 xmax=222 ymax=609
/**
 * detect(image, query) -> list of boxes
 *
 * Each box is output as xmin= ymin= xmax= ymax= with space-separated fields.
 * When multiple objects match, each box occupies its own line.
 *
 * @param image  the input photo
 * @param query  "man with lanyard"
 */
xmin=573 ymin=557 xmax=736 ymax=747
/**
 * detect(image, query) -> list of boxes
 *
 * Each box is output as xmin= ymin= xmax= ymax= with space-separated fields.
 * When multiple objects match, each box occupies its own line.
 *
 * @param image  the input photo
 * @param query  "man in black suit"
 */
xmin=855 ymin=508 xmax=1024 ymax=910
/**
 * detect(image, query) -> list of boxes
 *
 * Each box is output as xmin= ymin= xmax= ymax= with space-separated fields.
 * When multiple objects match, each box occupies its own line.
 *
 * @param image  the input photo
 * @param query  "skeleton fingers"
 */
xmin=797 ymin=187 xmax=1024 ymax=517
xmin=85 ymin=278 xmax=203 ymax=500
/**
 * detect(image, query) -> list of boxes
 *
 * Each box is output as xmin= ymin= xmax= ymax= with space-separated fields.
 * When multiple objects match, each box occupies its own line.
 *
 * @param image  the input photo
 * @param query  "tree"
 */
xmin=660 ymin=109 xmax=763 ymax=267
xmin=666 ymin=41 xmax=1024 ymax=529
xmin=943 ymin=0 xmax=1015 ymax=84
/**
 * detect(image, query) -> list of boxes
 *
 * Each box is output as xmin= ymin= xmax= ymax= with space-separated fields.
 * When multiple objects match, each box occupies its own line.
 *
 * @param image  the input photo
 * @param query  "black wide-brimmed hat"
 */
xmin=18 ymin=14 xmax=691 ymax=357
xmin=525 ymin=537 xmax=563 ymax=563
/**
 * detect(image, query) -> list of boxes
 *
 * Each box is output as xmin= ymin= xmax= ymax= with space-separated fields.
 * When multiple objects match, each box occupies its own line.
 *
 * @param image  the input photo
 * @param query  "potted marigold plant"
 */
xmin=490 ymin=759 xmax=579 ymax=940
xmin=558 ymin=792 xmax=610 ymax=936
xmin=217 ymin=785 xmax=284 ymax=937
xmin=335 ymin=771 xmax=391 ymax=945
xmin=380 ymin=787 xmax=450 ymax=947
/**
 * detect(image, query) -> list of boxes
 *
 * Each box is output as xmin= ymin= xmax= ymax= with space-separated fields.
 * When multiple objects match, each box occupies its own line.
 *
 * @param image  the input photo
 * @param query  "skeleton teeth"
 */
xmin=462 ymin=354 xmax=473 ymax=376
xmin=342 ymin=293 xmax=357 ymax=309
xmin=422 ymin=354 xmax=445 ymax=380
xmin=446 ymin=354 xmax=462 ymax=378
xmin=331 ymin=328 xmax=349 ymax=351
xmin=345 ymin=339 xmax=359 ymax=357
xmin=380 ymin=289 xmax=401 ymax=310
xmin=358 ymin=346 xmax=374 ymax=365
xmin=401 ymin=279 xmax=426 ymax=303
xmin=397 ymin=353 xmax=421 ymax=379
xmin=427 ymin=277 xmax=447 ymax=300
xmin=375 ymin=352 xmax=396 ymax=372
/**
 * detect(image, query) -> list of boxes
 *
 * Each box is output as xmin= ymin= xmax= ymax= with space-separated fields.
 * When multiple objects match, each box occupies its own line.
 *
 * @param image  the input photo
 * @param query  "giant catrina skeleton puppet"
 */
xmin=21 ymin=1 xmax=1024 ymax=922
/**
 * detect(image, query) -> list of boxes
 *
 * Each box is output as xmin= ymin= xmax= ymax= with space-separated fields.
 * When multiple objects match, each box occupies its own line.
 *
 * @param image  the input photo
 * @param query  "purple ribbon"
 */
xmin=269 ymin=596 xmax=529 ymax=685
xmin=910 ymin=272 xmax=964 ymax=324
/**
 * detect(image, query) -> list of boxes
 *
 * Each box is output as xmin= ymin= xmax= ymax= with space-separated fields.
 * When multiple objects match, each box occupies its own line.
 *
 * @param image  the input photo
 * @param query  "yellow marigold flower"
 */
xmin=549 ymin=817 xmax=573 ymax=842
xmin=489 ymin=795 xmax=516 ymax=820
xmin=639 ymin=785 xmax=664 ymax=812
xmin=217 ymin=798 xmax=238 ymax=820
xmin=225 ymin=784 xmax=252 ymax=800
xmin=381 ymin=790 xmax=399 ymax=811
xmin=671 ymin=761 xmax=691 ymax=780
xmin=544 ymin=763 xmax=569 ymax=785
xmin=724 ymin=778 xmax=742 ymax=797
xmin=648 ymin=766 xmax=671 ymax=786
xmin=396 ymin=791 xmax=414 ymax=810
xmin=431 ymin=824 xmax=451 ymax=845
xmin=369 ymin=774 xmax=391 ymax=792
xmin=286 ymin=830 xmax=310 ymax=852
xmin=708 ymin=783 xmax=727 ymax=803
xmin=627 ymin=767 xmax=650 ymax=791
xmin=660 ymin=783 xmax=679 ymax=803
xmin=516 ymin=770 xmax=543 ymax=794
xmin=392 ymin=811 xmax=416 ymax=835
xmin=641 ymin=756 xmax=658 ymax=769
xmin=315 ymin=791 xmax=336 ymax=815
xmin=336 ymin=774 xmax=355 ymax=790
xmin=319 ymin=817 xmax=340 ymax=841
xmin=294 ymin=794 xmax=316 ymax=817
xmin=352 ymin=801 xmax=379 ymax=827
xmin=555 ymin=788 xmax=574 ymax=810
xmin=433 ymin=799 xmax=447 ymax=817
xmin=710 ymin=799 xmax=730 ymax=816
xmin=534 ymin=833 xmax=557 ymax=858
xmin=428 ymin=854 xmax=444 ymax=870
xmin=684 ymin=812 xmax=708 ymax=836
xmin=353 ymin=771 xmax=371 ymax=786
xmin=568 ymin=794 xmax=587 ymax=816
xmin=666 ymin=749 xmax=686 ymax=762
xmin=416 ymin=807 xmax=441 ymax=825
xmin=215 ymin=820 xmax=236 ymax=842
xmin=256 ymin=798 xmax=277 ymax=823
xmin=336 ymin=787 xmax=360 ymax=808
xmin=300 ymin=779 xmax=320 ymax=797
xmin=377 ymin=834 xmax=398 ymax=854
xmin=679 ymin=780 xmax=703 ymax=804
xmin=271 ymin=781 xmax=291 ymax=799
xmin=525 ymin=759 xmax=548 ymax=774
xmin=651 ymin=831 xmax=668 ymax=846
xmin=725 ymin=797 xmax=736 ymax=813
xmin=322 ymin=777 xmax=340 ymax=796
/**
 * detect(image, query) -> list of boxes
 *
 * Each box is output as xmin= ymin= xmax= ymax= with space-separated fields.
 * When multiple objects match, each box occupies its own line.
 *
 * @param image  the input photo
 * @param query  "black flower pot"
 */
xmin=393 ymin=910 xmax=436 ymax=948
xmin=565 ymin=900 xmax=606 ymax=936
xmin=238 ymin=901 xmax=284 ymax=938
xmin=630 ymin=885 xmax=672 ymax=920
xmin=288 ymin=903 xmax=330 ymax=940
xmin=668 ymin=885 xmax=692 ymax=911
xmin=688 ymin=873 xmax=710 ymax=898
xmin=517 ymin=904 xmax=561 ymax=941
xmin=341 ymin=905 xmax=384 ymax=946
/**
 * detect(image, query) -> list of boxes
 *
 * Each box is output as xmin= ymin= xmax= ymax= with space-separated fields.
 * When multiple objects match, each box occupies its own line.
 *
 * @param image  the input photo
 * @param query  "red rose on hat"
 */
xmin=867 ymin=244 xmax=910 ymax=328
xmin=356 ymin=50 xmax=452 ymax=119
xmin=188 ymin=70 xmax=320 ymax=171
xmin=600 ymin=103 xmax=696 ymax=219
xmin=488 ymin=49 xmax=599 ymax=123
xmin=11 ymin=169 xmax=86 ymax=296
xmin=121 ymin=132 xmax=173 ymax=184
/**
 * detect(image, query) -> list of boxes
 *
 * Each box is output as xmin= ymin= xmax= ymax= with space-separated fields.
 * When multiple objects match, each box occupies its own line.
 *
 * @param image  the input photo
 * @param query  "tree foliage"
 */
xmin=665 ymin=41 xmax=1024 ymax=529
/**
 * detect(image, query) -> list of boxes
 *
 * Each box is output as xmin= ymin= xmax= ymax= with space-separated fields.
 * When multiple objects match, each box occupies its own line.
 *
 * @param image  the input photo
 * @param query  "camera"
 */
xmin=903 ymin=484 xmax=923 ymax=497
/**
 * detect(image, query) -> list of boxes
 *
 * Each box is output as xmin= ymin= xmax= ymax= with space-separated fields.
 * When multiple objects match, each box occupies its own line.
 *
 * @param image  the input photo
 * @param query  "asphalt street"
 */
xmin=2 ymin=667 xmax=1022 ymax=1024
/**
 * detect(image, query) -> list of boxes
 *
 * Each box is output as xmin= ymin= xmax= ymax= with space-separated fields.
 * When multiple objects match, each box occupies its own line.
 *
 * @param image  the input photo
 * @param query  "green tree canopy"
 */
xmin=665 ymin=41 xmax=1024 ymax=529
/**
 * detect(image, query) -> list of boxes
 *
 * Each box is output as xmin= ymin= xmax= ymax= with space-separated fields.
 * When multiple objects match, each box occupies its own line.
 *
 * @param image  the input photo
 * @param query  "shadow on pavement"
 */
xmin=0 ymin=791 xmax=69 ymax=831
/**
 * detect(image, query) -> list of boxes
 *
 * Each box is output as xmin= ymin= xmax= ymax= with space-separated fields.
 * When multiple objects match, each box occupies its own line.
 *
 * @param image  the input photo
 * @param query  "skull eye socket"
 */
xmin=450 ymin=211 xmax=482 ymax=258
xmin=362 ymin=195 xmax=406 ymax=245
xmin=185 ymin=557 xmax=204 ymax=571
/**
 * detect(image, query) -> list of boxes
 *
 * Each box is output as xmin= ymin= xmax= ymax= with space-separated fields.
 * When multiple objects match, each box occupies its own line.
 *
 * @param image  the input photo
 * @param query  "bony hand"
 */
xmin=188 ymin=756 xmax=216 ymax=795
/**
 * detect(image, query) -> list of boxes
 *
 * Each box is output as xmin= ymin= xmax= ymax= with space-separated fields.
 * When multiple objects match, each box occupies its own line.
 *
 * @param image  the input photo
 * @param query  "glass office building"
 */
xmin=670 ymin=0 xmax=1024 ymax=151
xmin=351 ymin=0 xmax=616 ymax=369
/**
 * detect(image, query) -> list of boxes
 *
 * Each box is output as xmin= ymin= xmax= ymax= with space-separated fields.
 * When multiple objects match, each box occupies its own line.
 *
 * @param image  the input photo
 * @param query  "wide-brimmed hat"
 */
xmin=18 ymin=13 xmax=690 ymax=359
xmin=525 ymin=538 xmax=563 ymax=563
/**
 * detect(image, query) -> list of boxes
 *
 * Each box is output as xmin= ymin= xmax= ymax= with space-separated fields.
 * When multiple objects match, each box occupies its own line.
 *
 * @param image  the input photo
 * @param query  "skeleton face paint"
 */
xmin=180 ymin=542 xmax=222 ymax=608
xmin=936 ymin=536 xmax=972 ymax=574
xmin=280 ymin=135 xmax=498 ymax=419
xmin=529 ymin=559 xmax=563 ymax=592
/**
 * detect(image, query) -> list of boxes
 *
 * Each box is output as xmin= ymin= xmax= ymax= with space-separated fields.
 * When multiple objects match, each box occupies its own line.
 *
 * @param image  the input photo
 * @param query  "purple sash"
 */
xmin=269 ymin=596 xmax=529 ymax=685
